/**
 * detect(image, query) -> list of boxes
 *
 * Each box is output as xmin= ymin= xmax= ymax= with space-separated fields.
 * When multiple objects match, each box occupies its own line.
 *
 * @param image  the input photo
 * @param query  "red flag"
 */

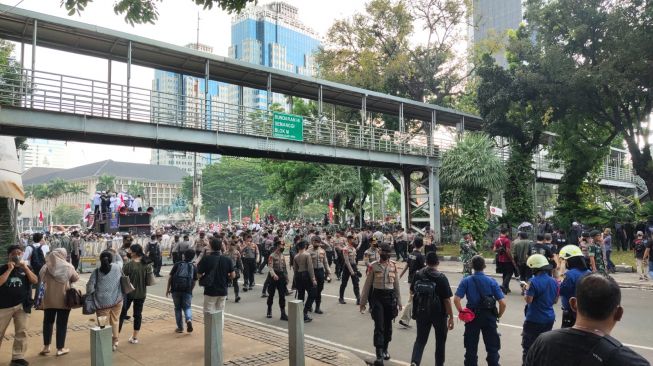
xmin=38 ymin=210 xmax=43 ymax=223
xmin=328 ymin=200 xmax=334 ymax=223
xmin=228 ymin=206 xmax=232 ymax=223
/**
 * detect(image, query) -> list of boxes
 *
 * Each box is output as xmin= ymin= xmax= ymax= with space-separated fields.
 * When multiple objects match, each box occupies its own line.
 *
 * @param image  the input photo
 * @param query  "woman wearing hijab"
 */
xmin=119 ymin=244 xmax=153 ymax=345
xmin=87 ymin=251 xmax=123 ymax=351
xmin=38 ymin=248 xmax=79 ymax=357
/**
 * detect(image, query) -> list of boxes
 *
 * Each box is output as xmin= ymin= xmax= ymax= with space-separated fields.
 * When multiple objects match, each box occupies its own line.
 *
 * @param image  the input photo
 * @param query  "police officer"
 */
xmin=293 ymin=240 xmax=316 ymax=323
xmin=453 ymin=256 xmax=507 ymax=366
xmin=364 ymin=238 xmax=380 ymax=269
xmin=360 ymin=244 xmax=402 ymax=365
xmin=339 ymin=235 xmax=361 ymax=305
xmin=266 ymin=240 xmax=288 ymax=320
xmin=308 ymin=236 xmax=330 ymax=314
xmin=334 ymin=231 xmax=346 ymax=280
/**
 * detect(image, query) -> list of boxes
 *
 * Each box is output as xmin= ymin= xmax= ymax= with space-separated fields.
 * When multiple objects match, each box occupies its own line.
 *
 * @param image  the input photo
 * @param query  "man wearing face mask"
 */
xmin=0 ymin=245 xmax=38 ymax=366
xmin=266 ymin=241 xmax=288 ymax=320
xmin=364 ymin=238 xmax=380 ymax=270
xmin=339 ymin=235 xmax=361 ymax=305
xmin=360 ymin=244 xmax=402 ymax=365
xmin=293 ymin=241 xmax=317 ymax=323
xmin=308 ymin=236 xmax=331 ymax=314
xmin=525 ymin=274 xmax=650 ymax=365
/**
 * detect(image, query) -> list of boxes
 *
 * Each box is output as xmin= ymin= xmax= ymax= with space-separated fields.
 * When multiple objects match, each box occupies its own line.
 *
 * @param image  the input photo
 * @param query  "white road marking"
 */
xmin=151 ymin=270 xmax=653 ymax=353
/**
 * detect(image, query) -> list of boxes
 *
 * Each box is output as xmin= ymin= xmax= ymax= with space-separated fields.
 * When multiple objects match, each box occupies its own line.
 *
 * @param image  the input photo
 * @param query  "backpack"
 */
xmin=27 ymin=245 xmax=46 ymax=274
xmin=411 ymin=269 xmax=442 ymax=320
xmin=148 ymin=243 xmax=160 ymax=258
xmin=172 ymin=262 xmax=194 ymax=292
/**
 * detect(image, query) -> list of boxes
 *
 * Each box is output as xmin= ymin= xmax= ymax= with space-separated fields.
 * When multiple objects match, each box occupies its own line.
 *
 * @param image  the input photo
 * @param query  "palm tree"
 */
xmin=440 ymin=132 xmax=506 ymax=243
xmin=66 ymin=182 xmax=87 ymax=198
xmin=96 ymin=175 xmax=115 ymax=192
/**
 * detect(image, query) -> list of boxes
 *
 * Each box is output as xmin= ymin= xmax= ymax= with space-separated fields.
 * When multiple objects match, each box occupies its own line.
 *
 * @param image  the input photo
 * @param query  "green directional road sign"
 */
xmin=272 ymin=112 xmax=304 ymax=142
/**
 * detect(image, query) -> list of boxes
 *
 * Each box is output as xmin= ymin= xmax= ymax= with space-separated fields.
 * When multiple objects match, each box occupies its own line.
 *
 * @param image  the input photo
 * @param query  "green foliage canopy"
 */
xmin=61 ymin=0 xmax=256 ymax=25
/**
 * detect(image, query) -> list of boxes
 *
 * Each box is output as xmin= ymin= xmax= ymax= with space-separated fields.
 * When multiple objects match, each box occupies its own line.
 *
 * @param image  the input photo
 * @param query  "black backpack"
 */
xmin=28 ymin=245 xmax=46 ymax=274
xmin=172 ymin=262 xmax=194 ymax=292
xmin=411 ymin=269 xmax=442 ymax=320
xmin=148 ymin=243 xmax=160 ymax=258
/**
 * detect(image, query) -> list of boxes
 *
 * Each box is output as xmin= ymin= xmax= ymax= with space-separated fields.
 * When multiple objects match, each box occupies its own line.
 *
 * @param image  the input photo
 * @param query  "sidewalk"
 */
xmin=0 ymin=297 xmax=364 ymax=366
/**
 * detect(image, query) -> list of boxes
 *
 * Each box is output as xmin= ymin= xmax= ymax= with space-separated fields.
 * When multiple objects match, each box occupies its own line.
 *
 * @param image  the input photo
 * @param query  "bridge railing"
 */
xmin=0 ymin=67 xmax=455 ymax=158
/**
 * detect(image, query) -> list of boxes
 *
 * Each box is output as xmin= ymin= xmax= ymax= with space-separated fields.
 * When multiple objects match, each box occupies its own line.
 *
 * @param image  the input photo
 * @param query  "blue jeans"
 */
xmin=463 ymin=310 xmax=500 ymax=366
xmin=172 ymin=292 xmax=193 ymax=329
xmin=649 ymin=261 xmax=653 ymax=279
xmin=606 ymin=250 xmax=615 ymax=271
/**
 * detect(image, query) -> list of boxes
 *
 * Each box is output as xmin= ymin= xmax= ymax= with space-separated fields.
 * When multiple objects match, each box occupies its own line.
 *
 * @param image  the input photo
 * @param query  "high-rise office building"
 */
xmin=470 ymin=0 xmax=524 ymax=67
xmin=19 ymin=138 xmax=69 ymax=171
xmin=228 ymin=2 xmax=320 ymax=110
xmin=150 ymin=42 xmax=222 ymax=174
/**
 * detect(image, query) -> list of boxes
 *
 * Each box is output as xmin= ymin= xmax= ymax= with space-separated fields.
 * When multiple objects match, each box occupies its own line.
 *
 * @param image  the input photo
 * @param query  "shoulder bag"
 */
xmin=470 ymin=275 xmax=498 ymax=317
xmin=82 ymin=269 xmax=98 ymax=315
xmin=146 ymin=263 xmax=156 ymax=286
xmin=121 ymin=270 xmax=135 ymax=295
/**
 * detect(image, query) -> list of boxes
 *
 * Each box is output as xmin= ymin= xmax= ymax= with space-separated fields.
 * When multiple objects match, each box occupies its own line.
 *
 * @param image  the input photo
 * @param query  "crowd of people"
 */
xmin=0 ymin=220 xmax=651 ymax=366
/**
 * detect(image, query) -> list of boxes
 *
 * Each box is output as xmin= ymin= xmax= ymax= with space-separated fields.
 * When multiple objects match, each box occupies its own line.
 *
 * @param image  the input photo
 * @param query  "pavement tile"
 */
xmin=0 ymin=297 xmax=365 ymax=366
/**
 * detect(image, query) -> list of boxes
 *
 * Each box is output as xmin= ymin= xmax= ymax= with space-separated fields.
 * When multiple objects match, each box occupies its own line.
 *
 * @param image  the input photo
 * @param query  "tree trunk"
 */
xmin=384 ymin=172 xmax=401 ymax=192
xmin=626 ymin=138 xmax=653 ymax=197
xmin=504 ymin=146 xmax=534 ymax=226
xmin=555 ymin=154 xmax=601 ymax=230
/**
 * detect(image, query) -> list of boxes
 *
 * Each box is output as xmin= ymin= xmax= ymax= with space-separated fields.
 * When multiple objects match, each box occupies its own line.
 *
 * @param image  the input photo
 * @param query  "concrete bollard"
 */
xmin=204 ymin=311 xmax=224 ymax=366
xmin=90 ymin=326 xmax=112 ymax=366
xmin=288 ymin=300 xmax=305 ymax=366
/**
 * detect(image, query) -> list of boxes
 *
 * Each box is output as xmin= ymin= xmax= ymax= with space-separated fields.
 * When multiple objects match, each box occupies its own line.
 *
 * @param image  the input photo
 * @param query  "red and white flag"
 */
xmin=328 ymin=200 xmax=334 ymax=223
xmin=38 ymin=210 xmax=43 ymax=223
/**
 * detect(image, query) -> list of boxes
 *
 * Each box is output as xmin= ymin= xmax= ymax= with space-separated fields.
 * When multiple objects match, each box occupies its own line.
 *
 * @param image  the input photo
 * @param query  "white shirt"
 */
xmin=132 ymin=197 xmax=142 ymax=211
xmin=22 ymin=242 xmax=50 ymax=266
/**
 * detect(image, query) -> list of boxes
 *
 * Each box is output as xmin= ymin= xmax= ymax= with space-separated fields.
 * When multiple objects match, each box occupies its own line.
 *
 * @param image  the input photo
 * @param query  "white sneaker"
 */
xmin=128 ymin=337 xmax=138 ymax=344
xmin=112 ymin=343 xmax=118 ymax=352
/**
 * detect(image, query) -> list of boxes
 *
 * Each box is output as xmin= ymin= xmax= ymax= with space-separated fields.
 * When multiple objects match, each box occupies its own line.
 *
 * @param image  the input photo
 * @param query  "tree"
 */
xmin=523 ymin=0 xmax=653 ymax=201
xmin=440 ymin=133 xmax=506 ymax=243
xmin=61 ymin=0 xmax=255 ymax=25
xmin=310 ymin=165 xmax=362 ymax=224
xmin=317 ymin=0 xmax=471 ymax=191
xmin=66 ymin=182 xmax=87 ymax=197
xmin=195 ymin=157 xmax=270 ymax=220
xmin=96 ymin=175 xmax=115 ymax=192
xmin=476 ymin=27 xmax=554 ymax=227
xmin=51 ymin=204 xmax=81 ymax=225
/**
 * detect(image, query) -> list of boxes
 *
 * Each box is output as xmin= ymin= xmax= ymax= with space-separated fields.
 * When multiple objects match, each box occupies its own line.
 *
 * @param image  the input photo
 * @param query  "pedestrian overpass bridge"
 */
xmin=0 ymin=5 xmax=639 ymax=237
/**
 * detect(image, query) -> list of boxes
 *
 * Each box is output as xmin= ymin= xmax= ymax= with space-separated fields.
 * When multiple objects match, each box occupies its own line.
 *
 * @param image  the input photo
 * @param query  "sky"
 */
xmin=2 ymin=0 xmax=369 ymax=168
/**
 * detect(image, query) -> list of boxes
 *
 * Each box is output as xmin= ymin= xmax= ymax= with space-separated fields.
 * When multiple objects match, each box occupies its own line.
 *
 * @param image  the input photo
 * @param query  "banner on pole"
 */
xmin=490 ymin=206 xmax=503 ymax=217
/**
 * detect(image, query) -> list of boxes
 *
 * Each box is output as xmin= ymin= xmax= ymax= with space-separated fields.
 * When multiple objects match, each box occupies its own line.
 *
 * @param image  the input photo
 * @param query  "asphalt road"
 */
xmin=131 ymin=262 xmax=653 ymax=365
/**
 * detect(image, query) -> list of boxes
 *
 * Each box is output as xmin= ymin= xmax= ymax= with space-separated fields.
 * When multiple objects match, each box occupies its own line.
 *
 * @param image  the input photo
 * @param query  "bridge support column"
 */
xmin=400 ymin=169 xmax=409 ymax=229
xmin=428 ymin=166 xmax=441 ymax=242
xmin=401 ymin=166 xmax=441 ymax=237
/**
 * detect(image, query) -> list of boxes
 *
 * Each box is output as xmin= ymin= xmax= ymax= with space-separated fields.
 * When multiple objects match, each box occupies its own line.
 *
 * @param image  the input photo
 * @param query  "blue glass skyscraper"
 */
xmin=228 ymin=2 xmax=321 ymax=110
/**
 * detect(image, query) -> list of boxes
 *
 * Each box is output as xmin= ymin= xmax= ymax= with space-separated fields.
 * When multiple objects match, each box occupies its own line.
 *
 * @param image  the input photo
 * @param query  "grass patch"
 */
xmin=438 ymin=244 xmax=637 ymax=268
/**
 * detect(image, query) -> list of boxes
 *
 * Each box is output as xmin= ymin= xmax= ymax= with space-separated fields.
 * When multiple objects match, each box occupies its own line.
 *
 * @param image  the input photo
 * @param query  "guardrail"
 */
xmin=0 ymin=66 xmax=454 ymax=158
